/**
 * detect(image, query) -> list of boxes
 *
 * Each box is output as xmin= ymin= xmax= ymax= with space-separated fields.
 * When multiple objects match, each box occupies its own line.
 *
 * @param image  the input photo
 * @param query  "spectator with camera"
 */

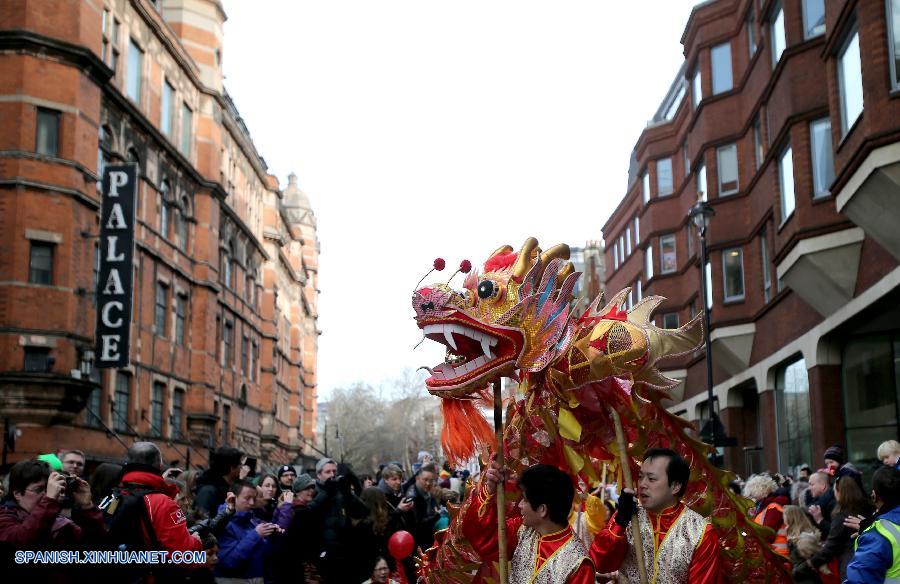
xmin=407 ymin=463 xmax=442 ymax=553
xmin=59 ymin=450 xmax=86 ymax=479
xmin=215 ymin=479 xmax=283 ymax=583
xmin=312 ymin=457 xmax=369 ymax=583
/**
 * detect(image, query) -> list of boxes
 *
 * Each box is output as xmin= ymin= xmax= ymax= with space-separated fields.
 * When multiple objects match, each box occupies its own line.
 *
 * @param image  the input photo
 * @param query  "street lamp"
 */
xmin=688 ymin=196 xmax=718 ymax=463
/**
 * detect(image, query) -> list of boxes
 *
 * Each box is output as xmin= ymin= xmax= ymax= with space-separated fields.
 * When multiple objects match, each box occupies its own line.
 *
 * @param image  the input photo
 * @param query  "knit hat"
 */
xmin=292 ymin=473 xmax=316 ymax=492
xmin=439 ymin=470 xmax=450 ymax=478
xmin=277 ymin=464 xmax=296 ymax=479
xmin=823 ymin=444 xmax=844 ymax=465
xmin=315 ymin=457 xmax=336 ymax=474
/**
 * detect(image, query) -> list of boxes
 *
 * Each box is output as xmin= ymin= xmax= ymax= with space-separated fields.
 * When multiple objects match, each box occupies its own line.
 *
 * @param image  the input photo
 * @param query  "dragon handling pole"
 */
xmin=610 ymin=407 xmax=649 ymax=584
xmin=493 ymin=379 xmax=508 ymax=584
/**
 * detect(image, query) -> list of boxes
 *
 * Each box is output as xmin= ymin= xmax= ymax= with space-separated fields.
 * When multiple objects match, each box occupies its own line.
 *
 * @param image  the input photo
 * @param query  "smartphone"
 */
xmin=402 ymin=496 xmax=414 ymax=504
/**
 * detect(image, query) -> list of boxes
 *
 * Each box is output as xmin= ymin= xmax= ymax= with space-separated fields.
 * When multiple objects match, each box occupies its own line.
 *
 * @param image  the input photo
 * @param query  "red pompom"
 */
xmin=433 ymin=258 xmax=446 ymax=271
xmin=459 ymin=259 xmax=472 ymax=273
xmin=388 ymin=530 xmax=416 ymax=559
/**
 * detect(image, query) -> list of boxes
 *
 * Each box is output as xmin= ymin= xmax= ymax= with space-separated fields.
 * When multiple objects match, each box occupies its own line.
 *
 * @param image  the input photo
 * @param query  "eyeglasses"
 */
xmin=25 ymin=485 xmax=46 ymax=495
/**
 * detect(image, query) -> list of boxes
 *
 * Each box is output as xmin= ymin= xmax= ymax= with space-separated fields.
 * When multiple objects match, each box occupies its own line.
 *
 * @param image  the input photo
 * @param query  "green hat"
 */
xmin=37 ymin=453 xmax=63 ymax=471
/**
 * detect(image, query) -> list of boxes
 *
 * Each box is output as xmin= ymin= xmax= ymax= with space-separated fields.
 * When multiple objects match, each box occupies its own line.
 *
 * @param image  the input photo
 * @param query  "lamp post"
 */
xmin=688 ymin=196 xmax=718 ymax=464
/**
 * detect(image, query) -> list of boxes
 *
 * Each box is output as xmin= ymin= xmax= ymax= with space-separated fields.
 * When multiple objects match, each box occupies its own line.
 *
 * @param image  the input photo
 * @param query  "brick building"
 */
xmin=602 ymin=0 xmax=900 ymax=477
xmin=0 ymin=0 xmax=320 ymax=470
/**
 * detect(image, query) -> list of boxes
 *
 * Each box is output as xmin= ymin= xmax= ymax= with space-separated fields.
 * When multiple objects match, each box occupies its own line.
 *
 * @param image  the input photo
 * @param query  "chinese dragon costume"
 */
xmin=411 ymin=237 xmax=790 ymax=583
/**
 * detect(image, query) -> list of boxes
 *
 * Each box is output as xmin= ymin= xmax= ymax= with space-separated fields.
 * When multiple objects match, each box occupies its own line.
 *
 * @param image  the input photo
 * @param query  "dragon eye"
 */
xmin=477 ymin=280 xmax=498 ymax=300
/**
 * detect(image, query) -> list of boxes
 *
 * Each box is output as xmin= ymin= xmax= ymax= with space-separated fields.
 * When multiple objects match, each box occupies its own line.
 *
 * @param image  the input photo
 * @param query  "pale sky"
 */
xmin=221 ymin=1 xmax=699 ymax=400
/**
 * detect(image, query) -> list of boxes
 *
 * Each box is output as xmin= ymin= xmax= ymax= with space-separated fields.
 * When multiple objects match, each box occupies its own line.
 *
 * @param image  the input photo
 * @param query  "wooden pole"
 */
xmin=609 ymin=407 xmax=649 ymax=584
xmin=493 ymin=379 xmax=508 ymax=584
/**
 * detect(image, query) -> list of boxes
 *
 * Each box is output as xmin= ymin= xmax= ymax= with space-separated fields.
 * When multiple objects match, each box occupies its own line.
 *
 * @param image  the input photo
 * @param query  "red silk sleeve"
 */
xmin=687 ymin=524 xmax=721 ymax=584
xmin=568 ymin=558 xmax=597 ymax=584
xmin=460 ymin=484 xmax=520 ymax=562
xmin=589 ymin=513 xmax=628 ymax=573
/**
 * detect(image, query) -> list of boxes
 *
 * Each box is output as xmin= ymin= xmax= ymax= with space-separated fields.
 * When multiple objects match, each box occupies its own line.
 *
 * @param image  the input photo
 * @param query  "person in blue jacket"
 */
xmin=215 ymin=478 xmax=283 ymax=583
xmin=845 ymin=466 xmax=900 ymax=583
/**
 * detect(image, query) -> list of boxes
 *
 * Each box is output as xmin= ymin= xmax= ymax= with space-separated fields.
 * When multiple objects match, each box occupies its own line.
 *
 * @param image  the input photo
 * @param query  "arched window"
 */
xmin=159 ymin=180 xmax=170 ymax=238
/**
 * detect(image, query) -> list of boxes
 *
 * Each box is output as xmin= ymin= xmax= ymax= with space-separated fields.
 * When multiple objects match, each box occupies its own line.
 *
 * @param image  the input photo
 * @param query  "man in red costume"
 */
xmin=462 ymin=462 xmax=595 ymax=583
xmin=590 ymin=448 xmax=720 ymax=583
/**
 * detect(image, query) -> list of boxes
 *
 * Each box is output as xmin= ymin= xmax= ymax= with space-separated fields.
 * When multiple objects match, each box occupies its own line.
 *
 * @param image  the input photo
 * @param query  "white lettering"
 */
xmin=106 ymin=202 xmax=127 ymax=229
xmin=102 ymin=269 xmax=124 ymax=295
xmin=101 ymin=301 xmax=123 ymax=328
xmin=100 ymin=335 xmax=121 ymax=361
xmin=108 ymin=171 xmax=128 ymax=197
xmin=106 ymin=236 xmax=125 ymax=261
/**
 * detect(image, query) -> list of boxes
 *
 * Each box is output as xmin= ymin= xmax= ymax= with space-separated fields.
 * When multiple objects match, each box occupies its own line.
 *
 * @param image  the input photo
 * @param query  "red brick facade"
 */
xmin=0 ymin=0 xmax=319 ymax=470
xmin=603 ymin=0 xmax=900 ymax=476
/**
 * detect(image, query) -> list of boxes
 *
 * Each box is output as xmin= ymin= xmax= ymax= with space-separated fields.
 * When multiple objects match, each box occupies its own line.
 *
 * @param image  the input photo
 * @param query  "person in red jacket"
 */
xmin=590 ymin=448 xmax=720 ymax=583
xmin=116 ymin=441 xmax=203 ymax=556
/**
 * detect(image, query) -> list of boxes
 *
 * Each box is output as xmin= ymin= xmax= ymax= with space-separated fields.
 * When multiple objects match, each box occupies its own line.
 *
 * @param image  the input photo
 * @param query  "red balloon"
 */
xmin=388 ymin=530 xmax=415 ymax=559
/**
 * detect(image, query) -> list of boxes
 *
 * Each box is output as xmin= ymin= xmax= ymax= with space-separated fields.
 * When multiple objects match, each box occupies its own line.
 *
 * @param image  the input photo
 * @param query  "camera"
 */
xmin=64 ymin=475 xmax=79 ymax=494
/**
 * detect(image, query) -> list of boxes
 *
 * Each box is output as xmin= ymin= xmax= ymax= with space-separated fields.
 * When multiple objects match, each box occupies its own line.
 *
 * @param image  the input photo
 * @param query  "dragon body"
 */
xmin=411 ymin=237 xmax=789 ymax=583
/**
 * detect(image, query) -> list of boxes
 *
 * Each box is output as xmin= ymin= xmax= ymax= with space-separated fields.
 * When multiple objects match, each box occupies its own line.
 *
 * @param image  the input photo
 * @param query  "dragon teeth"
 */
xmin=480 ymin=338 xmax=492 ymax=359
xmin=444 ymin=327 xmax=458 ymax=351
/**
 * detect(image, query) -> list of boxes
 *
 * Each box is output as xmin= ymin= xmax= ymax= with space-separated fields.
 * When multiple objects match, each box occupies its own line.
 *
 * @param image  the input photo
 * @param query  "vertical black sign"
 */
xmin=95 ymin=164 xmax=137 ymax=369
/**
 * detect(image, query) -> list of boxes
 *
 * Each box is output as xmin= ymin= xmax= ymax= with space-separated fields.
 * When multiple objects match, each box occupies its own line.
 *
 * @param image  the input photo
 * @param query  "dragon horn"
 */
xmin=488 ymin=244 xmax=513 ymax=259
xmin=556 ymin=261 xmax=575 ymax=287
xmin=512 ymin=237 xmax=539 ymax=281
xmin=539 ymin=244 xmax=570 ymax=265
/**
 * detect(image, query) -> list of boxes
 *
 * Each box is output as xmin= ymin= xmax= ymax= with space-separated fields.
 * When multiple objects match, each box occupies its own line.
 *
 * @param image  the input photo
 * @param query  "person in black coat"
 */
xmin=405 ymin=463 xmax=441 ymax=553
xmin=311 ymin=458 xmax=370 ymax=583
xmin=193 ymin=447 xmax=242 ymax=517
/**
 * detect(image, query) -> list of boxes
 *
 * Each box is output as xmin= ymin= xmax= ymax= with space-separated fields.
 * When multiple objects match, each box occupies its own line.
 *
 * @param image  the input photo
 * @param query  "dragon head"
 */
xmin=412 ymin=237 xmax=578 ymax=398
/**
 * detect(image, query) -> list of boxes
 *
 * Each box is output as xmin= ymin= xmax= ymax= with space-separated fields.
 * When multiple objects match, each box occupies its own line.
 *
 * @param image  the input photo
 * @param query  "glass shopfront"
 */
xmin=776 ymin=357 xmax=812 ymax=473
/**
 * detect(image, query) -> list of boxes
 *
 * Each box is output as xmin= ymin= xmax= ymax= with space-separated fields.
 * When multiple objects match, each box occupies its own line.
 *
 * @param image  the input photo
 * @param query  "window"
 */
xmin=698 ymin=163 xmax=708 ymax=201
xmin=642 ymin=172 xmax=650 ymax=203
xmin=802 ymin=0 xmax=826 ymax=39
xmin=663 ymin=83 xmax=685 ymax=121
xmin=778 ymin=146 xmax=796 ymax=222
xmin=155 ymin=282 xmax=168 ymax=336
xmin=221 ymin=404 xmax=231 ymax=444
xmin=683 ymin=141 xmax=690 ymax=176
xmin=645 ymin=245 xmax=654 ymax=280
xmin=613 ymin=242 xmax=619 ymax=270
xmin=28 ymin=242 xmax=53 ymax=284
xmin=224 ymin=320 xmax=234 ymax=366
xmin=761 ymin=228 xmax=772 ymax=302
xmin=172 ymin=390 xmax=183 ymax=440
xmin=127 ymin=39 xmax=143 ymax=103
xmin=221 ymin=248 xmax=233 ymax=288
xmin=251 ymin=341 xmax=258 ymax=382
xmin=86 ymin=386 xmax=102 ymax=428
xmin=747 ymin=9 xmax=758 ymax=57
xmin=176 ymin=200 xmax=189 ymax=250
xmin=241 ymin=335 xmax=249 ymax=376
xmin=691 ymin=66 xmax=702 ymax=108
xmin=246 ymin=276 xmax=255 ymax=308
xmin=24 ymin=347 xmax=51 ymax=372
xmin=656 ymin=158 xmax=673 ymax=196
xmin=180 ymin=103 xmax=193 ymax=155
xmin=102 ymin=9 xmax=110 ymax=62
xmin=110 ymin=19 xmax=120 ymax=73
xmin=705 ymin=262 xmax=713 ymax=309
xmin=618 ymin=235 xmax=625 ymax=264
xmin=890 ymin=0 xmax=900 ymax=90
xmin=113 ymin=372 xmax=130 ymax=432
xmin=175 ymin=293 xmax=187 ymax=346
xmin=627 ymin=287 xmax=634 ymax=309
xmin=716 ymin=144 xmax=739 ymax=195
xmin=634 ymin=216 xmax=640 ymax=245
xmin=663 ymin=312 xmax=679 ymax=329
xmin=162 ymin=80 xmax=175 ymax=137
xmin=771 ymin=2 xmax=786 ymax=66
xmin=151 ymin=382 xmax=164 ymax=437
xmin=722 ymin=248 xmax=745 ymax=301
xmin=687 ymin=222 xmax=695 ymax=258
xmin=159 ymin=181 xmax=170 ymax=238
xmin=753 ymin=115 xmax=764 ymax=169
xmin=775 ymin=357 xmax=812 ymax=472
xmin=711 ymin=42 xmax=733 ymax=94
xmin=624 ymin=228 xmax=631 ymax=256
xmin=838 ymin=26 xmax=864 ymax=135
xmin=810 ymin=118 xmax=834 ymax=198
xmin=35 ymin=108 xmax=60 ymax=157
xmin=660 ymin=234 xmax=677 ymax=274
xmin=635 ymin=279 xmax=642 ymax=302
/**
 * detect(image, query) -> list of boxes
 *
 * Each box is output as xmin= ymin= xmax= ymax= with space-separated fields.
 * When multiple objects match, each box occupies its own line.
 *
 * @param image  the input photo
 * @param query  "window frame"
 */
xmin=691 ymin=66 xmax=702 ymax=108
xmin=150 ymin=382 xmax=165 ymax=437
xmin=154 ymin=281 xmax=168 ymax=337
xmin=656 ymin=157 xmax=674 ymax=196
xmin=698 ymin=163 xmax=708 ymax=201
xmin=171 ymin=389 xmax=183 ymax=440
xmin=180 ymin=103 xmax=193 ymax=156
xmin=802 ymin=0 xmax=826 ymax=40
xmin=175 ymin=292 xmax=187 ymax=346
xmin=662 ymin=312 xmax=680 ymax=329
xmin=778 ymin=144 xmax=796 ymax=224
xmin=711 ymin=41 xmax=734 ymax=94
xmin=642 ymin=171 xmax=650 ymax=204
xmin=223 ymin=320 xmax=234 ymax=367
xmin=722 ymin=247 xmax=746 ymax=303
xmin=126 ymin=38 xmax=143 ymax=104
xmin=761 ymin=228 xmax=772 ymax=303
xmin=645 ymin=244 xmax=654 ymax=280
xmin=771 ymin=1 xmax=786 ymax=67
xmin=35 ymin=107 xmax=61 ymax=157
xmin=889 ymin=0 xmax=900 ymax=91
xmin=162 ymin=79 xmax=175 ymax=137
xmin=23 ymin=347 xmax=51 ymax=373
xmin=809 ymin=118 xmax=835 ymax=198
xmin=113 ymin=372 xmax=130 ymax=432
xmin=28 ymin=241 xmax=54 ymax=285
xmin=716 ymin=143 xmax=740 ymax=196
xmin=659 ymin=233 xmax=678 ymax=275
xmin=837 ymin=24 xmax=864 ymax=136
xmin=753 ymin=115 xmax=765 ymax=169
xmin=747 ymin=8 xmax=758 ymax=57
